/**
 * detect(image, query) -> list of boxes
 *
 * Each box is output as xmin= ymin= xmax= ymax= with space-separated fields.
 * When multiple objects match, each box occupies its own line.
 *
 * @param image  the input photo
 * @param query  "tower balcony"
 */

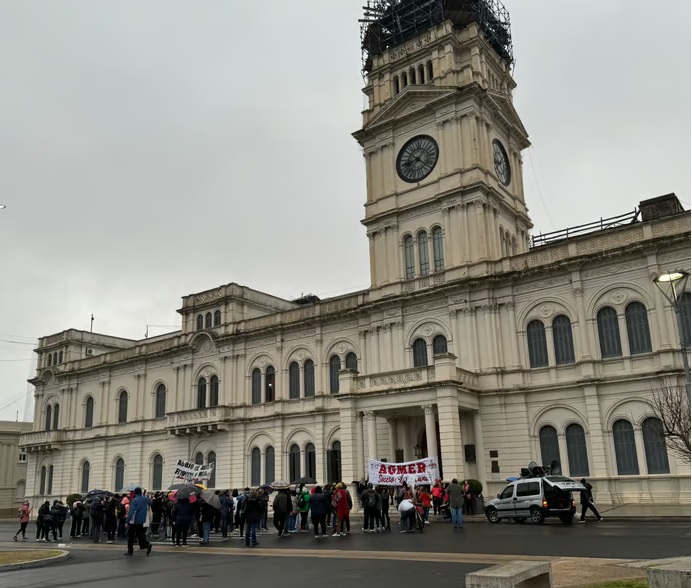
xmin=166 ymin=406 xmax=231 ymax=436
xmin=20 ymin=430 xmax=65 ymax=453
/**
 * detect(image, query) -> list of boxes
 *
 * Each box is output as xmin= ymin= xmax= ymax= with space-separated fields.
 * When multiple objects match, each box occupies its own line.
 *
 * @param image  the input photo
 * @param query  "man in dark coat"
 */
xmin=578 ymin=479 xmax=603 ymax=522
xmin=272 ymin=489 xmax=292 ymax=537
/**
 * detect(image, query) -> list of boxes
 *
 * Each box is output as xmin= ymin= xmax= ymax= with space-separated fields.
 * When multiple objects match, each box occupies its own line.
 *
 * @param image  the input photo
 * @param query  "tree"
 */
xmin=650 ymin=382 xmax=691 ymax=464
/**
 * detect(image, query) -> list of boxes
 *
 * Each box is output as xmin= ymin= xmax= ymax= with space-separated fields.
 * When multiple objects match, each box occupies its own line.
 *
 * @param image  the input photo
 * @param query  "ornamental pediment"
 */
xmin=485 ymin=91 xmax=529 ymax=141
xmin=361 ymin=86 xmax=457 ymax=133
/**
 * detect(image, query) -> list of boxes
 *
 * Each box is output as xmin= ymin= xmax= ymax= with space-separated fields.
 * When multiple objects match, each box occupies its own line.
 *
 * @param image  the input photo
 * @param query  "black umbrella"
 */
xmin=87 ymin=489 xmax=113 ymax=496
xmin=175 ymin=485 xmax=201 ymax=500
xmin=168 ymin=483 xmax=188 ymax=491
xmin=295 ymin=476 xmax=317 ymax=485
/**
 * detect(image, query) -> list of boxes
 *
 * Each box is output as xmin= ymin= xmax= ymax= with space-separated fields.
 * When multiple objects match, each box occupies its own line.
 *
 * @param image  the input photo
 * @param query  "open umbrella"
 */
xmin=120 ymin=483 xmax=141 ymax=493
xmin=168 ymin=483 xmax=188 ymax=491
xmin=200 ymin=490 xmax=221 ymax=509
xmin=294 ymin=476 xmax=317 ymax=486
xmin=87 ymin=489 xmax=113 ymax=497
xmin=176 ymin=485 xmax=201 ymax=500
xmin=194 ymin=483 xmax=207 ymax=490
xmin=271 ymin=480 xmax=290 ymax=490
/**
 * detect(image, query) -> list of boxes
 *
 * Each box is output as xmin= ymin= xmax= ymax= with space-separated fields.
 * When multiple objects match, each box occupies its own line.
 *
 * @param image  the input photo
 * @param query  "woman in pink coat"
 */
xmin=13 ymin=500 xmax=31 ymax=541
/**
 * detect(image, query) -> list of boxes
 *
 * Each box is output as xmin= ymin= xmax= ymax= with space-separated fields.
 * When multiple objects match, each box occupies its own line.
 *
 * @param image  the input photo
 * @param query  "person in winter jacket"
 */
xmin=431 ymin=480 xmax=443 ymax=515
xmin=200 ymin=500 xmax=216 ymax=544
xmin=272 ymin=489 xmax=292 ymax=537
xmin=309 ymin=486 xmax=329 ymax=539
xmin=117 ymin=495 xmax=129 ymax=538
xmin=104 ymin=496 xmax=118 ymax=543
xmin=578 ymin=479 xmax=603 ymax=523
xmin=90 ymin=497 xmax=105 ymax=543
xmin=361 ymin=483 xmax=379 ymax=533
xmin=379 ymin=486 xmax=390 ymax=531
xmin=219 ymin=492 xmax=234 ymax=538
xmin=173 ymin=498 xmax=194 ymax=546
xmin=331 ymin=483 xmax=349 ymax=537
xmin=124 ymin=487 xmax=152 ymax=556
xmin=243 ymin=490 xmax=262 ymax=547
xmin=42 ymin=502 xmax=57 ymax=541
xmin=70 ymin=501 xmax=84 ymax=538
xmin=297 ymin=485 xmax=311 ymax=532
xmin=13 ymin=500 xmax=31 ymax=541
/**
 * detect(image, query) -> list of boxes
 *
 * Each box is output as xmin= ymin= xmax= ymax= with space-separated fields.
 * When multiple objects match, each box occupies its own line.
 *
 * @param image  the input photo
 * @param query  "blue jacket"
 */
xmin=126 ymin=495 xmax=152 ymax=525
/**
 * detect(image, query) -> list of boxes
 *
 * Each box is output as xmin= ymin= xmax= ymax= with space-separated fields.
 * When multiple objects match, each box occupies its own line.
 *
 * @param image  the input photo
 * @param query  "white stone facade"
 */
xmin=21 ymin=18 xmax=691 ymax=506
xmin=0 ymin=421 xmax=31 ymax=517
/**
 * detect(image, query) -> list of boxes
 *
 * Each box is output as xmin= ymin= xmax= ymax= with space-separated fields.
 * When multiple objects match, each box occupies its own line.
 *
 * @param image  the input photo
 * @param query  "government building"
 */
xmin=20 ymin=0 xmax=691 ymax=505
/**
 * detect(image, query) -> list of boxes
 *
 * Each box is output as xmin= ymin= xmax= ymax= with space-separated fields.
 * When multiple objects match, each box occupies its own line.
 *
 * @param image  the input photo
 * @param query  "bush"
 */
xmin=66 ymin=493 xmax=82 ymax=507
xmin=466 ymin=479 xmax=483 ymax=496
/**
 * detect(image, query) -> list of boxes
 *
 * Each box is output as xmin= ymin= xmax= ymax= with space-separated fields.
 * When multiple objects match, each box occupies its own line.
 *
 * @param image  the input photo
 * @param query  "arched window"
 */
xmin=566 ymin=424 xmax=589 ymax=477
xmin=613 ymin=419 xmax=639 ymax=475
xmin=265 ymin=366 xmax=275 ymax=402
xmin=251 ymin=369 xmax=261 ymax=405
xmin=53 ymin=352 xmax=57 ymax=365
xmin=597 ymin=307 xmax=622 ymax=358
xmin=401 ymin=72 xmax=408 ymax=87
xmin=251 ymin=448 xmax=261 ymax=486
xmin=45 ymin=405 xmax=52 ymax=431
xmin=196 ymin=315 xmax=204 ymax=330
xmin=197 ymin=377 xmax=207 ymax=409
xmin=155 ymin=384 xmax=166 ymax=418
xmin=625 ymin=301 xmax=652 ymax=354
xmin=426 ymin=60 xmax=433 ymax=81
xmin=409 ymin=67 xmax=416 ymax=84
xmin=327 ymin=440 xmax=341 ymax=483
xmin=404 ymin=235 xmax=415 ymax=279
xmin=195 ymin=452 xmax=204 ymax=465
xmin=329 ymin=355 xmax=341 ymax=394
xmin=539 ymin=426 xmax=561 ymax=472
xmin=47 ymin=465 xmax=53 ymax=494
xmin=418 ymin=231 xmax=430 ymax=275
xmin=642 ymin=417 xmax=670 ymax=474
xmin=432 ymin=335 xmax=448 ymax=355
xmin=205 ymin=312 xmax=212 ymax=328
xmin=207 ymin=451 xmax=217 ymax=487
xmin=304 ymin=359 xmax=315 ymax=397
xmin=393 ymin=75 xmax=400 ymax=95
xmin=118 ymin=391 xmax=128 ymax=424
xmin=432 ymin=226 xmax=444 ymax=271
xmin=85 ymin=397 xmax=94 ymax=428
xmin=306 ymin=443 xmax=316 ymax=479
xmin=527 ymin=320 xmax=549 ymax=368
xmin=209 ymin=376 xmax=219 ymax=407
xmin=47 ymin=354 xmax=52 ymax=367
xmin=681 ymin=292 xmax=691 ymax=347
xmin=58 ymin=351 xmax=63 ymax=364
xmin=213 ymin=310 xmax=221 ymax=326
xmin=345 ymin=352 xmax=358 ymax=371
xmin=265 ymin=446 xmax=275 ymax=485
xmin=289 ymin=362 xmax=300 ymax=399
xmin=40 ymin=466 xmax=46 ymax=495
xmin=552 ymin=315 xmax=575 ymax=365
xmin=289 ymin=444 xmax=301 ymax=483
xmin=152 ymin=455 xmax=163 ymax=491
xmin=80 ymin=461 xmax=90 ymax=493
xmin=417 ymin=64 xmax=425 ymax=84
xmin=412 ymin=338 xmax=428 ymax=367
xmin=115 ymin=458 xmax=125 ymax=492
xmin=53 ymin=404 xmax=59 ymax=430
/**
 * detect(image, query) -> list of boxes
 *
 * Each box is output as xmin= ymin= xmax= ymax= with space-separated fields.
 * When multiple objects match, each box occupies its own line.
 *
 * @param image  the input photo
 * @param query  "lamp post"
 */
xmin=653 ymin=270 xmax=691 ymax=402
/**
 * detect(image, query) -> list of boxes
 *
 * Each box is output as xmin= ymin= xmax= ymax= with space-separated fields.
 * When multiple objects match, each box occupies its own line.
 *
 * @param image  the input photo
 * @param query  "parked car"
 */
xmin=485 ymin=475 xmax=585 ymax=524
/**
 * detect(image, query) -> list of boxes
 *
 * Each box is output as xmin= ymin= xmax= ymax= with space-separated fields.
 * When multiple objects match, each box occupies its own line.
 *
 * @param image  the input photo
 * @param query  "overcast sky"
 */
xmin=1 ymin=1 xmax=690 ymax=421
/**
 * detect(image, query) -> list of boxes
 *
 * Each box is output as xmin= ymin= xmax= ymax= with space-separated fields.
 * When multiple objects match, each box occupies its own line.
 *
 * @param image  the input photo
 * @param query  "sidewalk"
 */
xmin=347 ymin=503 xmax=690 ymax=523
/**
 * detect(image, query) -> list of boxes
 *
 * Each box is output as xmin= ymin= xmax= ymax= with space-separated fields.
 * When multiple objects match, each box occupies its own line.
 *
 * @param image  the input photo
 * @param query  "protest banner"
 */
xmin=367 ymin=457 xmax=440 ymax=486
xmin=173 ymin=459 xmax=215 ymax=482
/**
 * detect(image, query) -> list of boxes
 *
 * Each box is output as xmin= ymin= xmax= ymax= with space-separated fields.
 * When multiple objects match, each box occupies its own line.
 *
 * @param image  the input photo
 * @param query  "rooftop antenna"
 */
xmin=90 ymin=314 xmax=94 ymax=333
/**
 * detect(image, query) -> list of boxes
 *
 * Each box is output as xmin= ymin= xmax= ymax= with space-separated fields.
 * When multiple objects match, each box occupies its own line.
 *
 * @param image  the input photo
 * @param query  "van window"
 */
xmin=499 ymin=485 xmax=514 ymax=499
xmin=516 ymin=482 xmax=541 ymax=497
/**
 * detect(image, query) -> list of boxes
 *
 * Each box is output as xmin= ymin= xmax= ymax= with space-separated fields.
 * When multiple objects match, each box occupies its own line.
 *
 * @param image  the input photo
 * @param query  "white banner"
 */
xmin=173 ymin=459 xmax=215 ymax=482
xmin=367 ymin=457 xmax=440 ymax=486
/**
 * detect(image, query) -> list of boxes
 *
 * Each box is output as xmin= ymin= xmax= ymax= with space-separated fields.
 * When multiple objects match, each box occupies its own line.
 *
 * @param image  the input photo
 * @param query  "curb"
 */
xmin=0 ymin=550 xmax=70 ymax=572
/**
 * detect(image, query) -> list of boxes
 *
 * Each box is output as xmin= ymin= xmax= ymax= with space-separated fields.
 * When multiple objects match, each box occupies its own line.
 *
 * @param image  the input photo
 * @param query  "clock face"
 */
xmin=492 ymin=139 xmax=511 ymax=186
xmin=396 ymin=135 xmax=439 ymax=183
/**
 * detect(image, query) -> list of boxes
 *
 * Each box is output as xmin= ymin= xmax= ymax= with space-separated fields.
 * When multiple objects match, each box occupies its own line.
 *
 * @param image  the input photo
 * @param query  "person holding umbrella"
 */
xmin=199 ymin=490 xmax=220 ymax=545
xmin=271 ymin=481 xmax=291 ymax=537
xmin=297 ymin=484 xmax=311 ymax=533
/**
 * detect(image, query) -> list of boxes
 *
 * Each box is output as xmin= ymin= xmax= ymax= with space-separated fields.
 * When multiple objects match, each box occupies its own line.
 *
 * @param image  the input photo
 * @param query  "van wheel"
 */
xmin=559 ymin=514 xmax=574 ymax=525
xmin=530 ymin=507 xmax=545 ymax=524
xmin=486 ymin=507 xmax=500 ymax=524
xmin=513 ymin=517 xmax=526 ymax=524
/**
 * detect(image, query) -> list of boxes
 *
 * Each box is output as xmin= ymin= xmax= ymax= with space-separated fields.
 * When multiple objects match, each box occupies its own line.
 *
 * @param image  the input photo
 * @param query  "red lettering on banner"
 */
xmin=417 ymin=463 xmax=426 ymax=473
xmin=408 ymin=464 xmax=415 ymax=474
xmin=379 ymin=465 xmax=387 ymax=474
xmin=396 ymin=465 xmax=407 ymax=475
xmin=388 ymin=466 xmax=396 ymax=475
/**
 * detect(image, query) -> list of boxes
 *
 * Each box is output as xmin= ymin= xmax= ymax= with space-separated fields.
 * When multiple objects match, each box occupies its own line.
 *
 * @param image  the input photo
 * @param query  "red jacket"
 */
xmin=332 ymin=488 xmax=349 ymax=518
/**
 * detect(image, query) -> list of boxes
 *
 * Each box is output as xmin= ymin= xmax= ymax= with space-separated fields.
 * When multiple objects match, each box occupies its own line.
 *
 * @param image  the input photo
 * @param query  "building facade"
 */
xmin=21 ymin=3 xmax=691 ymax=505
xmin=0 ymin=421 xmax=31 ymax=517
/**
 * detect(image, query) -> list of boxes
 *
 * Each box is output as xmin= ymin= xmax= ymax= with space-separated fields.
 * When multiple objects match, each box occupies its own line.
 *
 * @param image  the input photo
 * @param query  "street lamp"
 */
xmin=653 ymin=269 xmax=690 ymax=401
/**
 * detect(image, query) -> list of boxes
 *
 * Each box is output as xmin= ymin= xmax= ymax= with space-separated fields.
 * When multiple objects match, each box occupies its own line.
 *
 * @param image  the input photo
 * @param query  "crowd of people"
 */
xmin=12 ymin=478 xmax=481 ymax=550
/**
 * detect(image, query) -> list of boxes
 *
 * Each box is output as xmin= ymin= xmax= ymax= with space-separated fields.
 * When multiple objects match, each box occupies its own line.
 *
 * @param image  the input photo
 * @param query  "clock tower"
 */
xmin=353 ymin=0 xmax=532 ymax=292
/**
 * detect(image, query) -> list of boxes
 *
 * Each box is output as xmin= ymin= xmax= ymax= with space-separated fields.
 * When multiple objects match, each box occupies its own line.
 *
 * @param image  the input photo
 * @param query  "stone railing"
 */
xmin=166 ymin=406 xmax=231 ymax=435
xmin=20 ymin=430 xmax=65 ymax=452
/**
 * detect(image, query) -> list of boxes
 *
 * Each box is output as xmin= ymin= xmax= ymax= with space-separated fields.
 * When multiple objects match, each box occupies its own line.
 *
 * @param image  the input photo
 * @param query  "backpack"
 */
xmin=297 ymin=493 xmax=306 ymax=509
xmin=117 ymin=503 xmax=126 ymax=518
xmin=346 ymin=490 xmax=353 ymax=510
xmin=366 ymin=491 xmax=376 ymax=509
xmin=17 ymin=507 xmax=23 ymax=518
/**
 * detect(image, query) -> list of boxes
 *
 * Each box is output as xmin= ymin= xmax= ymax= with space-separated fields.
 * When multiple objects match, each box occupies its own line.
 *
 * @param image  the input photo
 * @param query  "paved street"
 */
xmin=0 ymin=519 xmax=688 ymax=588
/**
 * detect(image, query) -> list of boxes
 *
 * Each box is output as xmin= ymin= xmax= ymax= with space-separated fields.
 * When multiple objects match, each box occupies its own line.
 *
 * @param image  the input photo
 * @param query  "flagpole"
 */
xmin=90 ymin=314 xmax=94 ymax=333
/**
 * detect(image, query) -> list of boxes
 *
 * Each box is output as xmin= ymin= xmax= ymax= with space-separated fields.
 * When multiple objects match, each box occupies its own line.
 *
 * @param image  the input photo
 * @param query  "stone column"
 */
xmin=372 ymin=327 xmax=381 ymax=374
xmin=507 ymin=302 xmax=521 ymax=368
xmin=359 ymin=330 xmax=368 ymax=374
xmin=436 ymin=391 xmax=464 ymax=480
xmin=368 ymin=232 xmax=378 ymax=287
xmin=443 ymin=207 xmax=453 ymax=268
xmin=356 ymin=412 xmax=365 ymax=480
xmin=339 ymin=399 xmax=360 ymax=485
xmin=364 ymin=410 xmax=378 ymax=463
xmin=558 ymin=433 xmax=569 ymax=475
xmin=315 ymin=334 xmax=323 ymax=394
xmin=387 ymin=417 xmax=398 ymax=460
xmin=462 ymin=204 xmax=471 ymax=263
xmin=260 ymin=450 xmax=266 ymax=486
xmin=422 ymin=404 xmax=439 ymax=466
xmin=633 ymin=425 xmax=647 ymax=476
xmin=449 ymin=309 xmax=459 ymax=361
xmin=475 ymin=201 xmax=487 ymax=260
xmin=394 ymin=321 xmax=405 ymax=370
xmin=473 ymin=412 xmax=487 ymax=491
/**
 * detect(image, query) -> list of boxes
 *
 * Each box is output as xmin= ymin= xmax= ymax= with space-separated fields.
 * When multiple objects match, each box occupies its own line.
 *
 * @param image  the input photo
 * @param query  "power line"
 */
xmin=0 ymin=358 xmax=33 ymax=362
xmin=527 ymin=147 xmax=557 ymax=231
xmin=0 ymin=338 xmax=36 ymax=346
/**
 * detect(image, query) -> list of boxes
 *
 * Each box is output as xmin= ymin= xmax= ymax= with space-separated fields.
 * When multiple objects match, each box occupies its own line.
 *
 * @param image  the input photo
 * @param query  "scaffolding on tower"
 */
xmin=359 ymin=0 xmax=513 ymax=76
